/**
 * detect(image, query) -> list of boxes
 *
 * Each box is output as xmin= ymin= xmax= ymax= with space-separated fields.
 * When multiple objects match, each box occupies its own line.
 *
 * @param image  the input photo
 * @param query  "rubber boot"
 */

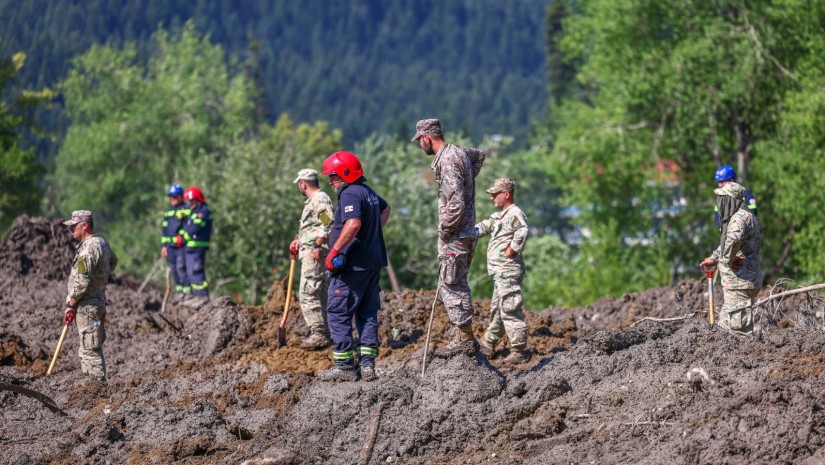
xmin=434 ymin=324 xmax=477 ymax=358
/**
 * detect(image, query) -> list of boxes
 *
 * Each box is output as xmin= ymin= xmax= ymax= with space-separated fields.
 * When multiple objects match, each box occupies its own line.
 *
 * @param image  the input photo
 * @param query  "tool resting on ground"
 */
xmin=278 ymin=251 xmax=298 ymax=347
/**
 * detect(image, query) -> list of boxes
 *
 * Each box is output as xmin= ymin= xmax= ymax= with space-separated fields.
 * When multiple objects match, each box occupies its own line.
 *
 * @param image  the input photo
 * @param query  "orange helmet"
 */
xmin=184 ymin=186 xmax=206 ymax=203
xmin=322 ymin=151 xmax=364 ymax=184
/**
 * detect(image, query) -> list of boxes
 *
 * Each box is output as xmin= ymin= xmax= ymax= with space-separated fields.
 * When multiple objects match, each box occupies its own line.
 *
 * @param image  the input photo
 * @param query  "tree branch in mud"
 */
xmin=629 ymin=313 xmax=699 ymax=327
xmin=754 ymin=282 xmax=825 ymax=307
xmin=359 ymin=401 xmax=385 ymax=465
xmin=0 ymin=383 xmax=67 ymax=416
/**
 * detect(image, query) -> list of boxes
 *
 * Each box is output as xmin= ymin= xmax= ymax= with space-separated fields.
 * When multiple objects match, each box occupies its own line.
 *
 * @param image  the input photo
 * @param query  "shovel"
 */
xmin=278 ymin=251 xmax=298 ymax=347
xmin=701 ymin=263 xmax=717 ymax=325
xmin=47 ymin=320 xmax=71 ymax=375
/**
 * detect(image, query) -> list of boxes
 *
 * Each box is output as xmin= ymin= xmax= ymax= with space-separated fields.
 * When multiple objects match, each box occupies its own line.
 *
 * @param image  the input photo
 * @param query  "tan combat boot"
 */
xmin=500 ymin=348 xmax=528 ymax=364
xmin=434 ymin=324 xmax=477 ymax=358
xmin=477 ymin=335 xmax=498 ymax=357
xmin=300 ymin=331 xmax=330 ymax=350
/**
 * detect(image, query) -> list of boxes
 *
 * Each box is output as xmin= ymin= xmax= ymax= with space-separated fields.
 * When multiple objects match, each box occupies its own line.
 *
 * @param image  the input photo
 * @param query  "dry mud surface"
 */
xmin=2 ymin=216 xmax=825 ymax=465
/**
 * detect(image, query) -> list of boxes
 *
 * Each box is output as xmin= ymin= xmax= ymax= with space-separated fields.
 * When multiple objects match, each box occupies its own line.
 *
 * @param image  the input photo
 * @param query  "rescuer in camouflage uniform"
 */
xmin=289 ymin=169 xmax=335 ymax=349
xmin=412 ymin=118 xmax=485 ymax=357
xmin=475 ymin=178 xmax=529 ymax=363
xmin=701 ymin=181 xmax=762 ymax=334
xmin=63 ymin=210 xmax=118 ymax=379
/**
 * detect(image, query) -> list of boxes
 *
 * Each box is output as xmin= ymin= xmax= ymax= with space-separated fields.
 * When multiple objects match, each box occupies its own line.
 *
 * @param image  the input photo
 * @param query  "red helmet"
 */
xmin=322 ymin=151 xmax=364 ymax=184
xmin=184 ymin=186 xmax=206 ymax=203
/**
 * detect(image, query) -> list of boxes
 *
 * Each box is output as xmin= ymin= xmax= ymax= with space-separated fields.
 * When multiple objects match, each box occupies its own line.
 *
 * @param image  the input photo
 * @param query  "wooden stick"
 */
xmin=161 ymin=266 xmax=172 ymax=313
xmin=47 ymin=323 xmax=70 ymax=375
xmin=754 ymin=283 xmax=825 ymax=307
xmin=138 ymin=257 xmax=164 ymax=294
xmin=359 ymin=401 xmax=385 ymax=465
xmin=629 ymin=313 xmax=698 ymax=327
xmin=421 ymin=284 xmax=440 ymax=378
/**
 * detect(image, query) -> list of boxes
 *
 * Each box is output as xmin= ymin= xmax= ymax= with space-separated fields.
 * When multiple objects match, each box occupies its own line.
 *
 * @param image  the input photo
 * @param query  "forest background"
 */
xmin=2 ymin=0 xmax=824 ymax=308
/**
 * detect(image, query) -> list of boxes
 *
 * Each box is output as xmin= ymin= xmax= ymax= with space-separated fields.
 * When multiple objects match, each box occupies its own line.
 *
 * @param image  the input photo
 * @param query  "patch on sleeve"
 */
xmin=318 ymin=210 xmax=332 ymax=226
xmin=76 ymin=256 xmax=86 ymax=274
xmin=344 ymin=205 xmax=354 ymax=213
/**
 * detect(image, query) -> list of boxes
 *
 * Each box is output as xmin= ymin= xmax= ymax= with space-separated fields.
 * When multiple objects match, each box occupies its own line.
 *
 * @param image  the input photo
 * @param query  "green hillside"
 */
xmin=0 ymin=0 xmax=548 ymax=146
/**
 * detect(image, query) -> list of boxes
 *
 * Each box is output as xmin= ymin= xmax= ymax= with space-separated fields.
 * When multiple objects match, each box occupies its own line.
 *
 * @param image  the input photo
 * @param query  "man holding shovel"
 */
xmin=63 ymin=210 xmax=118 ymax=379
xmin=289 ymin=168 xmax=335 ymax=349
xmin=700 ymin=181 xmax=762 ymax=334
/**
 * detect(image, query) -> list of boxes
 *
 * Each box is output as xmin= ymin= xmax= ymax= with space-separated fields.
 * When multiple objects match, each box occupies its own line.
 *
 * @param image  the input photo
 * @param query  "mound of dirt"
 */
xmin=0 ymin=215 xmax=76 ymax=281
xmin=2 ymin=215 xmax=825 ymax=465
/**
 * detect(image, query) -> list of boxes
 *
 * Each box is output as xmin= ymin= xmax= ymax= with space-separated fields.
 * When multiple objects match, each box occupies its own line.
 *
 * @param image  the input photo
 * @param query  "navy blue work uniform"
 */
xmin=714 ymin=189 xmax=757 ymax=229
xmin=182 ymin=203 xmax=213 ymax=297
xmin=327 ymin=180 xmax=389 ymax=369
xmin=162 ymin=204 xmax=191 ymax=294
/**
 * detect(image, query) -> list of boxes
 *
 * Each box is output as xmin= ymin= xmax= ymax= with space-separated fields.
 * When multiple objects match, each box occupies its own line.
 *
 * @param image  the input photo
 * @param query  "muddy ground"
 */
xmin=2 ymin=215 xmax=825 ymax=465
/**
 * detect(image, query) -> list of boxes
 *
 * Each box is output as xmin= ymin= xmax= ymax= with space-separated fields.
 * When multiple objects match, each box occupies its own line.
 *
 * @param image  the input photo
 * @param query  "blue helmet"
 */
xmin=167 ymin=183 xmax=184 ymax=197
xmin=714 ymin=165 xmax=736 ymax=182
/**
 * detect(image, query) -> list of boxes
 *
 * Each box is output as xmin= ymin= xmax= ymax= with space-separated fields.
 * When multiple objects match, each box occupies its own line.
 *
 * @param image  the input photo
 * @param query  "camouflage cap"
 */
xmin=63 ymin=210 xmax=93 ymax=226
xmin=714 ymin=181 xmax=745 ymax=198
xmin=293 ymin=168 xmax=319 ymax=183
xmin=411 ymin=118 xmax=443 ymax=141
xmin=486 ymin=178 xmax=515 ymax=194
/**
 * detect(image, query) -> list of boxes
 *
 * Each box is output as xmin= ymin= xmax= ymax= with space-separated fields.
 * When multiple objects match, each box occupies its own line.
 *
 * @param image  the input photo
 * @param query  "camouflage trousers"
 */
xmin=484 ymin=272 xmax=527 ymax=350
xmin=437 ymin=235 xmax=477 ymax=326
xmin=76 ymin=304 xmax=106 ymax=379
xmin=299 ymin=257 xmax=329 ymax=334
xmin=718 ymin=288 xmax=759 ymax=333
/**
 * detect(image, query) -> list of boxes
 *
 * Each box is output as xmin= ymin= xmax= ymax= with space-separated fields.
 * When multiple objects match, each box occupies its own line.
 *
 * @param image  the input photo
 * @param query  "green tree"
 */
xmin=53 ymin=21 xmax=343 ymax=301
xmin=538 ymin=0 xmax=825 ymax=299
xmin=200 ymin=115 xmax=342 ymax=302
xmin=54 ymin=21 xmax=249 ymax=272
xmin=0 ymin=52 xmax=53 ymax=230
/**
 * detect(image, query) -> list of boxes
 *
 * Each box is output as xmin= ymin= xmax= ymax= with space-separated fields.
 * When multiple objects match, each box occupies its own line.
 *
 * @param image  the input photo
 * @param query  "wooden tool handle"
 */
xmin=47 ymin=323 xmax=70 ymax=375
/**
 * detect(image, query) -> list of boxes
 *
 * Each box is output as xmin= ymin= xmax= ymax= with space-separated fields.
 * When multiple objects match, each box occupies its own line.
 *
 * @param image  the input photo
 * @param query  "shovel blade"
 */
xmin=278 ymin=326 xmax=287 ymax=347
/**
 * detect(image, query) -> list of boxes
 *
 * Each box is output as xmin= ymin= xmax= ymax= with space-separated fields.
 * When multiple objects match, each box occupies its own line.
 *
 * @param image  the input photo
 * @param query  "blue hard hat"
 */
xmin=714 ymin=165 xmax=736 ymax=182
xmin=167 ymin=183 xmax=184 ymax=197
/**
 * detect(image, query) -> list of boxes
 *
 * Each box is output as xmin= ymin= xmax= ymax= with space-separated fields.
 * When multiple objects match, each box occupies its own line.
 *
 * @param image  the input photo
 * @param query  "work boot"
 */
xmin=360 ymin=366 xmax=379 ymax=382
xmin=300 ymin=331 xmax=330 ymax=350
xmin=173 ymin=292 xmax=186 ymax=303
xmin=478 ymin=336 xmax=498 ymax=357
xmin=318 ymin=365 xmax=358 ymax=382
xmin=500 ymin=349 xmax=528 ymax=365
xmin=184 ymin=295 xmax=209 ymax=308
xmin=433 ymin=324 xmax=477 ymax=358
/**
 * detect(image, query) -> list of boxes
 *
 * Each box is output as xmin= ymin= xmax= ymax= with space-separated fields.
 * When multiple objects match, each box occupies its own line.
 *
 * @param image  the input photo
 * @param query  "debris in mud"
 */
xmin=2 ymin=215 xmax=825 ymax=464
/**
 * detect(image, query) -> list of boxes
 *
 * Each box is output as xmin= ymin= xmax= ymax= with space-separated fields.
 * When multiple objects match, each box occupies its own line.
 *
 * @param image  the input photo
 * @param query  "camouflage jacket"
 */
xmin=67 ymin=234 xmax=119 ymax=306
xmin=476 ymin=204 xmax=528 ymax=276
xmin=297 ymin=190 xmax=334 ymax=259
xmin=711 ymin=209 xmax=762 ymax=290
xmin=431 ymin=143 xmax=485 ymax=239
